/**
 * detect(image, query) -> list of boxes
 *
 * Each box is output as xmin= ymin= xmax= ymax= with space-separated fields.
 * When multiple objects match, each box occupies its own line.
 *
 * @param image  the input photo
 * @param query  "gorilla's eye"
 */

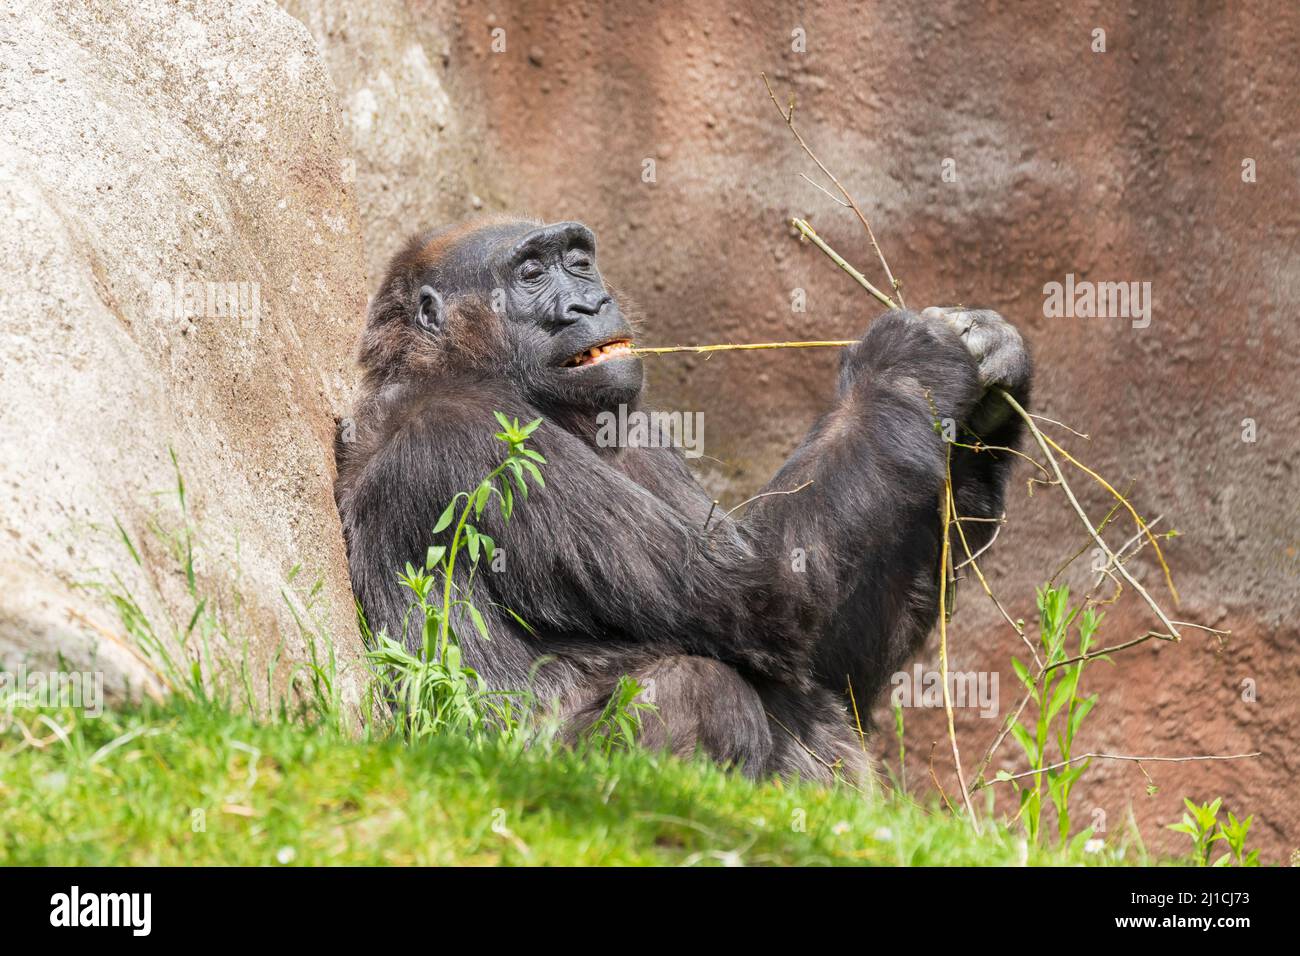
xmin=566 ymin=250 xmax=592 ymax=271
xmin=519 ymin=260 xmax=544 ymax=282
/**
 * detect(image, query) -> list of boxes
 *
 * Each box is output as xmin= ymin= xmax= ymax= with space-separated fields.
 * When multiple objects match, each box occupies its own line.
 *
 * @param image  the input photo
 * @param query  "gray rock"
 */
xmin=0 ymin=0 xmax=368 ymax=708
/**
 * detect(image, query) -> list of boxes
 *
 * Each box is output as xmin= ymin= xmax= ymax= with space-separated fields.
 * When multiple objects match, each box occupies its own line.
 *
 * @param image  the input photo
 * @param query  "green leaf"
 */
xmin=1046 ymin=674 xmax=1073 ymax=722
xmin=468 ymin=604 xmax=489 ymax=641
xmin=432 ymin=500 xmax=457 ymax=535
xmin=1010 ymin=723 xmax=1037 ymax=763
xmin=1068 ymin=694 xmax=1097 ymax=739
xmin=113 ymin=517 xmax=143 ymax=566
xmin=425 ymin=545 xmax=447 ymax=570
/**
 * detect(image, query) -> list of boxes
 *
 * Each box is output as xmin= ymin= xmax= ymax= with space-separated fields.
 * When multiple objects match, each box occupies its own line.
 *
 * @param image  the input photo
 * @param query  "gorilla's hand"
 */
xmin=841 ymin=307 xmax=1030 ymax=438
xmin=920 ymin=307 xmax=1031 ymax=435
xmin=921 ymin=308 xmax=1029 ymax=395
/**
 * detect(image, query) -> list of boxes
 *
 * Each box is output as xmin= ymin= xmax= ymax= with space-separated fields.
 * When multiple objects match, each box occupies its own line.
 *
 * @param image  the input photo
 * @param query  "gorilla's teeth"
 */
xmin=567 ymin=340 xmax=632 ymax=367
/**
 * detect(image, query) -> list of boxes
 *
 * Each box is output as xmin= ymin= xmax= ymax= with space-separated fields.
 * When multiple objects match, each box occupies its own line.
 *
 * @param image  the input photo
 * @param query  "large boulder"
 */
xmin=0 ymin=0 xmax=368 ymax=705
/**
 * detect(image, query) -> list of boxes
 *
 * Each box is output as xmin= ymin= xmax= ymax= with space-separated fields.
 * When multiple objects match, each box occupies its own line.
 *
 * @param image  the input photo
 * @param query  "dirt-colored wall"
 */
xmin=304 ymin=0 xmax=1296 ymax=859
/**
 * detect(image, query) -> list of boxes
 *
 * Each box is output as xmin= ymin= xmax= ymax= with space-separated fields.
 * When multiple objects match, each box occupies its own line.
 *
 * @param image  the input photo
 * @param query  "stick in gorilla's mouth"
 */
xmin=564 ymin=339 xmax=634 ymax=368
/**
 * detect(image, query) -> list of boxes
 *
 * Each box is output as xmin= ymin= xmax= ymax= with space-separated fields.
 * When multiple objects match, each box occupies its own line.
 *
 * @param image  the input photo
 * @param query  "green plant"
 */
xmin=1167 ymin=797 xmax=1259 ymax=866
xmin=93 ymin=449 xmax=345 ymax=728
xmin=999 ymin=585 xmax=1100 ymax=846
xmin=584 ymin=675 xmax=657 ymax=756
xmin=364 ymin=413 xmax=546 ymax=743
xmin=892 ymin=700 xmax=907 ymax=796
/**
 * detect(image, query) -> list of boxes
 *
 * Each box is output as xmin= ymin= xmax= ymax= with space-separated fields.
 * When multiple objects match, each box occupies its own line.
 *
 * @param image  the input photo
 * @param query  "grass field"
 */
xmin=0 ymin=699 xmax=1141 ymax=866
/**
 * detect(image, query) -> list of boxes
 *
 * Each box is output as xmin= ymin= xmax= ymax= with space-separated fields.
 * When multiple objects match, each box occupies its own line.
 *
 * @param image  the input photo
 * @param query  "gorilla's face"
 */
xmin=499 ymin=221 xmax=643 ymax=411
xmin=418 ymin=219 xmax=644 ymax=416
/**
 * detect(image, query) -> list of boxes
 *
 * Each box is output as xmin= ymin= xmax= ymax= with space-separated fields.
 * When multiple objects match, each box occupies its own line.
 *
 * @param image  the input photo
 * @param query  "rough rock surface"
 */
xmin=0 ymin=0 xmax=367 ymax=703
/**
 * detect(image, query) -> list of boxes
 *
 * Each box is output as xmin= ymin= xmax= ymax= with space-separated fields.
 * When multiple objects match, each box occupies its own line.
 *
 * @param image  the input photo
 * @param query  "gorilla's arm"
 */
xmin=738 ymin=309 xmax=1030 ymax=702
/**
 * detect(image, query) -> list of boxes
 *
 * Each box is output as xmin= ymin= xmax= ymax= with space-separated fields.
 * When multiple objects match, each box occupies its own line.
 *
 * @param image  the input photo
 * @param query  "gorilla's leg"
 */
xmin=754 ymin=679 xmax=874 ymax=787
xmin=561 ymin=655 xmax=773 ymax=777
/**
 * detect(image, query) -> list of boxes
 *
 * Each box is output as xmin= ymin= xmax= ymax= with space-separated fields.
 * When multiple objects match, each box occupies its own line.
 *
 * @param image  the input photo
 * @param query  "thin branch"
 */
xmin=767 ymin=710 xmax=858 ymax=789
xmin=997 ymin=389 xmax=1182 ymax=641
xmin=1048 ymin=501 xmax=1125 ymax=586
xmin=1043 ymin=629 xmax=1178 ymax=673
xmin=846 ymin=676 xmax=870 ymax=760
xmin=707 ymin=480 xmax=814 ymax=531
xmin=1169 ymin=620 xmax=1231 ymax=637
xmin=937 ymin=462 xmax=979 ymax=829
xmin=791 ymin=218 xmax=898 ymax=310
xmin=1041 ymin=431 xmax=1178 ymax=605
xmin=977 ymin=750 xmax=1262 ymax=789
xmin=800 ymin=172 xmax=851 ymax=206
xmin=948 ymin=492 xmax=1039 ymax=669
xmin=970 ymin=688 xmax=1034 ymax=788
xmin=762 ymin=72 xmax=905 ymax=304
xmin=1030 ymin=412 xmax=1091 ymax=440
xmin=951 ymin=440 xmax=1052 ymax=480
xmin=634 ymin=339 xmax=855 ymax=356
xmin=952 ymin=512 xmax=1004 ymax=571
xmin=927 ymin=742 xmax=958 ymax=816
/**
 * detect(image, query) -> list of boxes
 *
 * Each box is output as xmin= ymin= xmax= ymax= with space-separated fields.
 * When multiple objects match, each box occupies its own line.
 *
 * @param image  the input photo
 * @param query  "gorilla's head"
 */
xmin=362 ymin=217 xmax=644 ymax=417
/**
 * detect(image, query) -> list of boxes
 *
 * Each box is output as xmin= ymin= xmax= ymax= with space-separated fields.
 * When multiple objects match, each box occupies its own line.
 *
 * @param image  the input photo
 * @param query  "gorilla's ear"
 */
xmin=416 ymin=285 xmax=446 ymax=333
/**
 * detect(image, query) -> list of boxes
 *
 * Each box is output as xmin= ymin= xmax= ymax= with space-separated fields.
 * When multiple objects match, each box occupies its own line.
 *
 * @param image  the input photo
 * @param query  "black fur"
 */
xmin=335 ymin=218 xmax=1031 ymax=784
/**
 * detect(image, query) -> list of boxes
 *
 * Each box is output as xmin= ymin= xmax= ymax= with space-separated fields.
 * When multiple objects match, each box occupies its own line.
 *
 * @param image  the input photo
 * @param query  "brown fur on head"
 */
xmin=357 ymin=216 xmax=534 ymax=391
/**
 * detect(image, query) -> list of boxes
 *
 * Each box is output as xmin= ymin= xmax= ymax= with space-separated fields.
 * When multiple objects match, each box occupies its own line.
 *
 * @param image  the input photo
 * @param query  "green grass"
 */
xmin=0 ymin=699 xmax=1135 ymax=866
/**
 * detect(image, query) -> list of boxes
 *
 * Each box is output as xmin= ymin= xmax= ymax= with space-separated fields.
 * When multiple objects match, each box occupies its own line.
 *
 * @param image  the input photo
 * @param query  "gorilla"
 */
xmin=335 ymin=216 xmax=1031 ymax=784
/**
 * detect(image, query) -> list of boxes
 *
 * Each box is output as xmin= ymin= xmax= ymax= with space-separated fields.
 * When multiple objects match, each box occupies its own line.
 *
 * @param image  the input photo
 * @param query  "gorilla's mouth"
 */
xmin=563 ymin=339 xmax=634 ymax=368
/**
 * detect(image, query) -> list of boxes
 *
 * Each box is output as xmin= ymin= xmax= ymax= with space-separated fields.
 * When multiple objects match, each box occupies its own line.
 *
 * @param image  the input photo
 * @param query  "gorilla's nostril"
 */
xmin=566 ymin=295 xmax=610 ymax=318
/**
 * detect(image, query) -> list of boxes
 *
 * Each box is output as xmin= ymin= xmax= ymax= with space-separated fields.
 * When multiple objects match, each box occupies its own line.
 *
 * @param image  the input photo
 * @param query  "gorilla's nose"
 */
xmin=561 ymin=293 xmax=612 ymax=323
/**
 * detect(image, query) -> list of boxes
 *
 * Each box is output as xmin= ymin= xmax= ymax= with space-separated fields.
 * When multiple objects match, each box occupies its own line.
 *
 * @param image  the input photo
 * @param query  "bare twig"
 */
xmin=951 ymin=440 xmax=1052 ymax=480
xmin=927 ymin=742 xmax=958 ymax=815
xmin=1030 ymin=412 xmax=1091 ymax=440
xmin=1041 ymin=431 xmax=1179 ymax=605
xmin=846 ymin=676 xmax=870 ymax=760
xmin=977 ymin=750 xmax=1262 ymax=789
xmin=1049 ymin=500 xmax=1126 ymax=586
xmin=800 ymin=172 xmax=851 ymax=206
xmin=952 ymin=512 xmax=1005 ymax=571
xmin=997 ymin=389 xmax=1182 ymax=641
xmin=762 ymin=72 xmax=905 ymax=304
xmin=634 ymin=339 xmax=855 ymax=356
xmin=938 ymin=460 xmax=979 ymax=829
xmin=970 ymin=688 xmax=1035 ymax=789
xmin=706 ymin=481 xmax=814 ymax=533
xmin=948 ymin=493 xmax=1040 ymax=669
xmin=1043 ymin=629 xmax=1178 ymax=673
xmin=791 ymin=218 xmax=898 ymax=310
xmin=767 ymin=710 xmax=857 ymax=789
